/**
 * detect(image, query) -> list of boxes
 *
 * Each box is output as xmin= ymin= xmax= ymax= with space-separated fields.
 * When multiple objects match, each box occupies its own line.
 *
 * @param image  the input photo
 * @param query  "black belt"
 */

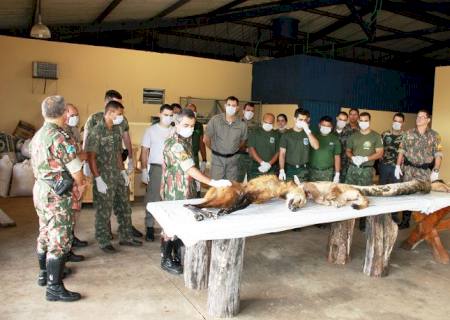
xmin=350 ymin=163 xmax=373 ymax=168
xmin=310 ymin=166 xmax=333 ymax=171
xmin=212 ymin=150 xmax=238 ymax=158
xmin=404 ymin=158 xmax=433 ymax=170
xmin=150 ymin=163 xmax=162 ymax=167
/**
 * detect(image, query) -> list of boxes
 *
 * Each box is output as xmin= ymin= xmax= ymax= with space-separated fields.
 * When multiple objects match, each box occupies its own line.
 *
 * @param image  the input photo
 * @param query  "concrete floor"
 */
xmin=1 ymin=197 xmax=449 ymax=320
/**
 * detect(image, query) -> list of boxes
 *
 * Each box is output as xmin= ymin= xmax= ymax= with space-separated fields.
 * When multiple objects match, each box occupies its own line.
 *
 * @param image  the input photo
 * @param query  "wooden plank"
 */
xmin=363 ymin=214 xmax=398 ymax=277
xmin=207 ymin=238 xmax=245 ymax=318
xmin=184 ymin=240 xmax=210 ymax=290
xmin=327 ymin=219 xmax=355 ymax=264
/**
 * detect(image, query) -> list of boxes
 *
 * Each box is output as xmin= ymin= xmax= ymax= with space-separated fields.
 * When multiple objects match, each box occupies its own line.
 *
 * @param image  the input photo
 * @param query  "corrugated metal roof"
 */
xmin=0 ymin=0 xmax=30 ymax=28
xmin=165 ymin=0 xmax=231 ymax=18
xmin=41 ymin=0 xmax=110 ymax=25
xmin=371 ymin=37 xmax=431 ymax=53
xmin=103 ymin=0 xmax=170 ymax=22
xmin=374 ymin=10 xmax=434 ymax=32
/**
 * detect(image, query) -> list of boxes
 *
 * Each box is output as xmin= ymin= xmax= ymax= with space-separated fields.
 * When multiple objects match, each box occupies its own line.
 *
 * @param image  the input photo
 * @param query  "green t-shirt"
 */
xmin=248 ymin=127 xmax=280 ymax=163
xmin=309 ymin=132 xmax=341 ymax=169
xmin=347 ymin=130 xmax=383 ymax=166
xmin=191 ymin=121 xmax=203 ymax=162
xmin=279 ymin=130 xmax=310 ymax=166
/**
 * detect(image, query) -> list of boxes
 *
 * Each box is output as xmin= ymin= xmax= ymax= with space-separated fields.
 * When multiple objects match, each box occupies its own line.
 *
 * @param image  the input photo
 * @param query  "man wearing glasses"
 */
xmin=204 ymin=96 xmax=248 ymax=181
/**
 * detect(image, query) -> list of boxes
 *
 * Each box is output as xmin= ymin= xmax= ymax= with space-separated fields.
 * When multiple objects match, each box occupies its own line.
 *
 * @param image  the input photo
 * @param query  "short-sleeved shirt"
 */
xmin=141 ymin=124 xmax=173 ymax=165
xmin=30 ymin=122 xmax=79 ymax=188
xmin=279 ymin=130 xmax=310 ymax=166
xmin=309 ymin=132 xmax=341 ymax=169
xmin=84 ymin=111 xmax=129 ymax=148
xmin=347 ymin=130 xmax=383 ymax=166
xmin=191 ymin=121 xmax=204 ymax=161
xmin=206 ymin=114 xmax=247 ymax=154
xmin=85 ymin=117 xmax=122 ymax=184
xmin=381 ymin=130 xmax=403 ymax=165
xmin=398 ymin=128 xmax=443 ymax=165
xmin=161 ymin=132 xmax=196 ymax=201
xmin=248 ymin=127 xmax=280 ymax=163
xmin=335 ymin=124 xmax=358 ymax=166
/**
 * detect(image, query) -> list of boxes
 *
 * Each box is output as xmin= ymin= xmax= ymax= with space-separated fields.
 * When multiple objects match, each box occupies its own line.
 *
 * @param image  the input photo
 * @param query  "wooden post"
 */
xmin=207 ymin=238 xmax=245 ymax=318
xmin=363 ymin=214 xmax=398 ymax=277
xmin=327 ymin=219 xmax=355 ymax=264
xmin=184 ymin=240 xmax=210 ymax=290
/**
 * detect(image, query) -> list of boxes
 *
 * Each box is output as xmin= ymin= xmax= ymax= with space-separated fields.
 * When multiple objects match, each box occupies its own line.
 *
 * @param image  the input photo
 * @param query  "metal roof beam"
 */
xmin=151 ymin=0 xmax=192 ymax=19
xmin=345 ymin=2 xmax=375 ymax=40
xmin=29 ymin=0 xmax=38 ymax=29
xmin=93 ymin=0 xmax=123 ymax=24
xmin=208 ymin=0 xmax=249 ymax=15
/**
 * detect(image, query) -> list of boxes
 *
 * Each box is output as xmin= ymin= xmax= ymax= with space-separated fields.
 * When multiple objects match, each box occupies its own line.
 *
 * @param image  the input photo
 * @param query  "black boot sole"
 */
xmin=161 ymin=264 xmax=183 ymax=275
xmin=46 ymin=293 xmax=81 ymax=302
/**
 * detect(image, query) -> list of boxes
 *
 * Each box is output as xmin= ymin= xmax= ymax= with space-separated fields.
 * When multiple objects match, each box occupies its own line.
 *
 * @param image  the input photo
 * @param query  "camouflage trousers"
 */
xmin=403 ymin=165 xmax=431 ymax=182
xmin=345 ymin=165 xmax=374 ymax=186
xmin=33 ymin=182 xmax=74 ymax=259
xmin=309 ymin=167 xmax=334 ymax=182
xmin=285 ymin=164 xmax=309 ymax=182
xmin=237 ymin=153 xmax=253 ymax=182
xmin=93 ymin=178 xmax=132 ymax=248
xmin=248 ymin=161 xmax=277 ymax=180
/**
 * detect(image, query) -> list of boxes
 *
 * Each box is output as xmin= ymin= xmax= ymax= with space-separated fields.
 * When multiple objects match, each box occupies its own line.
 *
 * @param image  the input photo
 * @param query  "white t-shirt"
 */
xmin=141 ymin=124 xmax=173 ymax=165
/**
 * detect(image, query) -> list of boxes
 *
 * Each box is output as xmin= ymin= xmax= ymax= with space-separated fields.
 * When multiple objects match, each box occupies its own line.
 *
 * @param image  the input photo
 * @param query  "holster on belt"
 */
xmin=44 ymin=171 xmax=74 ymax=196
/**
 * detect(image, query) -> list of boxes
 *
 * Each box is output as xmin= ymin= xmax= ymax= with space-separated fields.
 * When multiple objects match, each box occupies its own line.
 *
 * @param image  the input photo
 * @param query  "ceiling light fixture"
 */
xmin=30 ymin=0 xmax=51 ymax=39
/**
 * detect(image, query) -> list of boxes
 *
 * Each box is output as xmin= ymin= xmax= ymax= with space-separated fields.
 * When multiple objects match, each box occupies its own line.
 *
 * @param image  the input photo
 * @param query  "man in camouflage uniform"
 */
xmin=160 ymin=109 xmax=231 ymax=274
xmin=309 ymin=116 xmax=341 ymax=183
xmin=346 ymin=112 xmax=384 ymax=230
xmin=279 ymin=109 xmax=319 ymax=181
xmin=186 ymin=103 xmax=207 ymax=196
xmin=395 ymin=109 xmax=443 ymax=228
xmin=31 ymin=95 xmax=86 ymax=301
xmin=379 ymin=112 xmax=405 ymax=226
xmin=86 ymin=100 xmax=142 ymax=253
xmin=237 ymin=102 xmax=256 ymax=182
xmin=83 ymin=89 xmax=142 ymax=238
xmin=247 ymin=113 xmax=279 ymax=180
xmin=335 ymin=110 xmax=358 ymax=183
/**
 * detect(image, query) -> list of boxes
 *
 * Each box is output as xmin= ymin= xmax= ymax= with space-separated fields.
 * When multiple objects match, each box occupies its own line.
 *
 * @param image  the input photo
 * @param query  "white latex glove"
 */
xmin=394 ymin=165 xmax=403 ymax=180
xmin=127 ymin=158 xmax=134 ymax=175
xmin=141 ymin=170 xmax=149 ymax=185
xmin=209 ymin=179 xmax=232 ymax=188
xmin=95 ymin=176 xmax=108 ymax=194
xmin=258 ymin=161 xmax=271 ymax=173
xmin=83 ymin=161 xmax=91 ymax=177
xmin=300 ymin=121 xmax=311 ymax=134
xmin=333 ymin=172 xmax=340 ymax=183
xmin=360 ymin=156 xmax=368 ymax=165
xmin=121 ymin=170 xmax=130 ymax=187
xmin=351 ymin=156 xmax=363 ymax=167
xmin=278 ymin=169 xmax=286 ymax=181
xmin=199 ymin=161 xmax=207 ymax=173
xmin=430 ymin=170 xmax=439 ymax=182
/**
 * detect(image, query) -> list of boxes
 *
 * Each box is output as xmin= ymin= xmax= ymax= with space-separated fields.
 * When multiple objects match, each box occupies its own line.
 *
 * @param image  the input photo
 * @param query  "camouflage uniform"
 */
xmin=65 ymin=126 xmax=82 ymax=211
xmin=85 ymin=117 xmax=133 ymax=248
xmin=84 ymin=111 xmax=129 ymax=144
xmin=379 ymin=131 xmax=403 ymax=185
xmin=335 ymin=124 xmax=358 ymax=183
xmin=161 ymin=132 xmax=196 ymax=200
xmin=398 ymin=128 xmax=443 ymax=182
xmin=309 ymin=131 xmax=341 ymax=182
xmin=30 ymin=122 xmax=81 ymax=258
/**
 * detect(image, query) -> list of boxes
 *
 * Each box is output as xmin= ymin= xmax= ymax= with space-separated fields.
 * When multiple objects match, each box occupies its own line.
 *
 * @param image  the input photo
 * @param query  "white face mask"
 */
xmin=68 ymin=115 xmax=79 ymax=127
xmin=244 ymin=111 xmax=254 ymax=121
xmin=225 ymin=105 xmax=237 ymax=116
xmin=193 ymin=111 xmax=197 ymax=118
xmin=359 ymin=121 xmax=370 ymax=130
xmin=296 ymin=120 xmax=305 ymax=129
xmin=178 ymin=126 xmax=194 ymax=138
xmin=320 ymin=126 xmax=332 ymax=135
xmin=262 ymin=123 xmax=273 ymax=132
xmin=161 ymin=115 xmax=173 ymax=126
xmin=113 ymin=115 xmax=124 ymax=125
xmin=392 ymin=121 xmax=402 ymax=131
xmin=336 ymin=120 xmax=347 ymax=129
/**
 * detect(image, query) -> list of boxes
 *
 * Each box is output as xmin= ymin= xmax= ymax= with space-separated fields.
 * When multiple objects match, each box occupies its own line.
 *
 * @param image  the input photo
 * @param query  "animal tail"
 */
xmin=353 ymin=180 xmax=431 ymax=197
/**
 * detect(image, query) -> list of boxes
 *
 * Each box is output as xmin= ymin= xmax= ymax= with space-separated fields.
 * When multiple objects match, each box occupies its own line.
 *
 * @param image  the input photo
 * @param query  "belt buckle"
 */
xmin=295 ymin=165 xmax=300 ymax=169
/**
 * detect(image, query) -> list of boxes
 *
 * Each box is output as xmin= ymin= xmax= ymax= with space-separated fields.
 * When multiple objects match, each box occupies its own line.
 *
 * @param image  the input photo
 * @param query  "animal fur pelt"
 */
xmin=184 ymin=175 xmax=450 ymax=221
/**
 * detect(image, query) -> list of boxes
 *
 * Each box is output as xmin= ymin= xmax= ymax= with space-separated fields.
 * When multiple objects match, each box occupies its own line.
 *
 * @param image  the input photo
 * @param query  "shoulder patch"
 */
xmin=66 ymin=144 xmax=76 ymax=153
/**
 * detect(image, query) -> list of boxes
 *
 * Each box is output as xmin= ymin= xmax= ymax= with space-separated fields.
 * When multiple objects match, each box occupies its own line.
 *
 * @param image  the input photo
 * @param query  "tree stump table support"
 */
xmin=184 ymin=240 xmax=211 ymax=290
xmin=327 ymin=219 xmax=356 ymax=264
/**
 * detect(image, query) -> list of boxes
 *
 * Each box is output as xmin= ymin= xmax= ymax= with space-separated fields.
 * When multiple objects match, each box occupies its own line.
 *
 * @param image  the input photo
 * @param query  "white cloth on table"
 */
xmin=147 ymin=192 xmax=450 ymax=246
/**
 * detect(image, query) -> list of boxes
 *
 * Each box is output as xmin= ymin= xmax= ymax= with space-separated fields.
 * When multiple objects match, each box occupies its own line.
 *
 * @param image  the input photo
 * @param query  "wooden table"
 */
xmin=401 ymin=206 xmax=450 ymax=264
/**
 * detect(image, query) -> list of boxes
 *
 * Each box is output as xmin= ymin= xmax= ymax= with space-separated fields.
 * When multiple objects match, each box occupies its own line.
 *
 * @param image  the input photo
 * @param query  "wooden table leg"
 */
xmin=327 ymin=219 xmax=355 ymax=264
xmin=207 ymin=238 xmax=245 ymax=318
xmin=184 ymin=240 xmax=211 ymax=290
xmin=363 ymin=213 xmax=398 ymax=277
xmin=401 ymin=208 xmax=450 ymax=264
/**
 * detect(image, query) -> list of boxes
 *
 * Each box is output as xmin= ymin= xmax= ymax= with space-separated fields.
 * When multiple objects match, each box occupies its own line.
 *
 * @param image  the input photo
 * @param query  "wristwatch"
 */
xmin=432 ymin=168 xmax=439 ymax=173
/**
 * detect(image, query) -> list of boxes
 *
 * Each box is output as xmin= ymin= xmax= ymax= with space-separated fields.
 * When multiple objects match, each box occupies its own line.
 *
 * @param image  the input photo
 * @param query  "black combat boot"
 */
xmin=72 ymin=233 xmax=88 ymax=248
xmin=172 ymin=239 xmax=184 ymax=267
xmin=160 ymin=240 xmax=182 ymax=275
xmin=37 ymin=252 xmax=47 ymax=286
xmin=46 ymin=257 xmax=81 ymax=302
xmin=66 ymin=250 xmax=85 ymax=262
xmin=398 ymin=211 xmax=411 ymax=230
xmin=145 ymin=227 xmax=155 ymax=242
